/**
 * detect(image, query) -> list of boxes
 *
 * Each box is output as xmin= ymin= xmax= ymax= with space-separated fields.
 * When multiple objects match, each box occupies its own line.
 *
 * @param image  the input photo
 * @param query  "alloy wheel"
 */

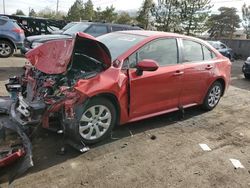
xmin=79 ymin=105 xmax=112 ymax=141
xmin=207 ymin=85 xmax=221 ymax=108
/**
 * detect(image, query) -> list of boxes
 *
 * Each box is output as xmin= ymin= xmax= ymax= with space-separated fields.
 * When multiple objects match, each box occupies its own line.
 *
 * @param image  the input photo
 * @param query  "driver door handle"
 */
xmin=173 ymin=70 xmax=184 ymax=76
xmin=205 ymin=65 xmax=213 ymax=70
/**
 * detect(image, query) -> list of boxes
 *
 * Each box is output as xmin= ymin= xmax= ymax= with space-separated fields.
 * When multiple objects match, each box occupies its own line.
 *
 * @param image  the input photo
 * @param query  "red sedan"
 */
xmin=3 ymin=31 xmax=231 ymax=145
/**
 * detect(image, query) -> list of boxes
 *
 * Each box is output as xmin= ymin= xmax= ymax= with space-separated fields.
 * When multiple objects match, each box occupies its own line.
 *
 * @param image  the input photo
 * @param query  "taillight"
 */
xmin=12 ymin=28 xmax=24 ymax=34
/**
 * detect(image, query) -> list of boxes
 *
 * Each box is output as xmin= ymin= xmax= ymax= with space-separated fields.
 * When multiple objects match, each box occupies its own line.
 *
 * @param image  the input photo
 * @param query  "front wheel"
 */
xmin=77 ymin=97 xmax=117 ymax=144
xmin=244 ymin=73 xmax=250 ymax=79
xmin=202 ymin=81 xmax=223 ymax=111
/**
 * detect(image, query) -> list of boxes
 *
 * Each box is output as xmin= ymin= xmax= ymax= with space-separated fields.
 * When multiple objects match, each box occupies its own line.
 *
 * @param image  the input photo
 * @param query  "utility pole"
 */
xmin=56 ymin=0 xmax=59 ymax=14
xmin=3 ymin=0 xmax=5 ymax=14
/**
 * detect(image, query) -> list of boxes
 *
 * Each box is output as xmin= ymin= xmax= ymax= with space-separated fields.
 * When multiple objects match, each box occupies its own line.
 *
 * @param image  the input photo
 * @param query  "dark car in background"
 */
xmin=21 ymin=22 xmax=142 ymax=54
xmin=242 ymin=57 xmax=250 ymax=79
xmin=0 ymin=16 xmax=25 ymax=57
xmin=207 ymin=41 xmax=234 ymax=61
xmin=51 ymin=22 xmax=79 ymax=34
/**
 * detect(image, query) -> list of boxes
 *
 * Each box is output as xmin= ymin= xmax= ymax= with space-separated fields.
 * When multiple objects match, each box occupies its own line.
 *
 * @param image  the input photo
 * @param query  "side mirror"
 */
xmin=136 ymin=59 xmax=159 ymax=76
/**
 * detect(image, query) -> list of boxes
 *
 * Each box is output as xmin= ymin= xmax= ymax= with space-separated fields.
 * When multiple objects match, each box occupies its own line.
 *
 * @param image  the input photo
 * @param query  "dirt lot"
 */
xmin=1 ymin=55 xmax=250 ymax=188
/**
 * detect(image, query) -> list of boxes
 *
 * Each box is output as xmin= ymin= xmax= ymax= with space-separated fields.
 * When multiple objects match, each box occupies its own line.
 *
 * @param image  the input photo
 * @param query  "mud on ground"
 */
xmin=1 ymin=56 xmax=250 ymax=188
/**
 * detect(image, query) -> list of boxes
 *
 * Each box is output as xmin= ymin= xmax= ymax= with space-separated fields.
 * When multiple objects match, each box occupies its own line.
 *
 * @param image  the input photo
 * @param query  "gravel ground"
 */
xmin=1 ymin=55 xmax=250 ymax=188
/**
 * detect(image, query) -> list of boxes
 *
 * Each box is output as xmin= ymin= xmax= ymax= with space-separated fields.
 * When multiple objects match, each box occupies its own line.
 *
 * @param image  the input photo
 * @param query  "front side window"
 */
xmin=182 ymin=40 xmax=203 ymax=62
xmin=86 ymin=25 xmax=108 ymax=37
xmin=128 ymin=38 xmax=178 ymax=68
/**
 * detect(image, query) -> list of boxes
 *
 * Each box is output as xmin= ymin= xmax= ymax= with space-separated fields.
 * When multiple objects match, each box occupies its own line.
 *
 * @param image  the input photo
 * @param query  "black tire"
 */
xmin=228 ymin=55 xmax=234 ymax=62
xmin=244 ymin=73 xmax=250 ymax=79
xmin=75 ymin=97 xmax=117 ymax=144
xmin=202 ymin=81 xmax=223 ymax=111
xmin=0 ymin=40 xmax=14 ymax=58
xmin=227 ymin=54 xmax=231 ymax=61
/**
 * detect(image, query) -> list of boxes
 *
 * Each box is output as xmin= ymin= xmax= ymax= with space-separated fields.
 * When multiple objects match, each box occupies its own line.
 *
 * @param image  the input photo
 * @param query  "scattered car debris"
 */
xmin=193 ymin=171 xmax=201 ymax=175
xmin=144 ymin=132 xmax=157 ymax=140
xmin=150 ymin=135 xmax=157 ymax=140
xmin=128 ymin=128 xmax=134 ymax=138
xmin=110 ymin=132 xmax=120 ymax=140
xmin=121 ymin=143 xmax=128 ymax=149
xmin=199 ymin=143 xmax=212 ymax=151
xmin=229 ymin=158 xmax=244 ymax=169
xmin=0 ymin=116 xmax=33 ymax=184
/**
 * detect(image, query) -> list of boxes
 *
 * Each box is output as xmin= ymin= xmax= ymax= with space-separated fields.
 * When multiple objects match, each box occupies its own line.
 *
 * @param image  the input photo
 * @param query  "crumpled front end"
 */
xmin=0 ymin=32 xmax=112 ymax=183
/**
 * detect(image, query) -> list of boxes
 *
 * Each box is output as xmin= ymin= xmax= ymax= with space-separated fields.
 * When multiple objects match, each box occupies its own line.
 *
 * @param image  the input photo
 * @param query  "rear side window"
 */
xmin=182 ymin=40 xmax=203 ymax=62
xmin=86 ymin=25 xmax=108 ymax=37
xmin=203 ymin=46 xmax=213 ymax=60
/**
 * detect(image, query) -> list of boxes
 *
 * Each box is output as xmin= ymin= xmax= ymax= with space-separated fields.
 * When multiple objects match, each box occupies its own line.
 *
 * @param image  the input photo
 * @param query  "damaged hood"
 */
xmin=25 ymin=32 xmax=112 ymax=74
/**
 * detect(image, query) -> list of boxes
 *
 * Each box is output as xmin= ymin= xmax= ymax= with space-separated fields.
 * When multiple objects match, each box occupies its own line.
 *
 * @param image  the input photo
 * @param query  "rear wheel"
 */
xmin=77 ymin=97 xmax=117 ymax=144
xmin=0 ymin=40 xmax=14 ymax=58
xmin=202 ymin=81 xmax=223 ymax=111
xmin=244 ymin=73 xmax=250 ymax=79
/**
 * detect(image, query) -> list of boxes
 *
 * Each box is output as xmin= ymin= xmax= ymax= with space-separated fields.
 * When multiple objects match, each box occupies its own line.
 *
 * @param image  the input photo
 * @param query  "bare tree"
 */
xmin=242 ymin=3 xmax=250 ymax=39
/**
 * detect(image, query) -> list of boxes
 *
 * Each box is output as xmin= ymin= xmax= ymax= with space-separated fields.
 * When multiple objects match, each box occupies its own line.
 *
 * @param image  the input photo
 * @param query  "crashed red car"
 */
xmin=1 ymin=31 xmax=231 ymax=147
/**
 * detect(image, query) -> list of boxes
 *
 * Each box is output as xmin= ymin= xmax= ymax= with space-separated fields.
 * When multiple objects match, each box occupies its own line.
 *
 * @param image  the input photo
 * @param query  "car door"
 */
xmin=128 ymin=38 xmax=183 ymax=118
xmin=180 ymin=39 xmax=215 ymax=107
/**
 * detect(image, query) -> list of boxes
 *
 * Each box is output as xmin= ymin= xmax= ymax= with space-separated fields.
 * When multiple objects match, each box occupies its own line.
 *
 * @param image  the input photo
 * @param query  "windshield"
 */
xmin=63 ymin=23 xmax=90 ymax=36
xmin=62 ymin=22 xmax=77 ymax=31
xmin=97 ymin=33 xmax=146 ymax=61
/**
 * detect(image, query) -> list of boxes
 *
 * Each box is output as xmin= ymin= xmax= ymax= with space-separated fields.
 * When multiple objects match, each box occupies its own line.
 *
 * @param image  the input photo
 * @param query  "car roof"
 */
xmin=77 ymin=21 xmax=141 ymax=28
xmin=0 ymin=16 xmax=15 ymax=23
xmin=117 ymin=30 xmax=205 ymax=42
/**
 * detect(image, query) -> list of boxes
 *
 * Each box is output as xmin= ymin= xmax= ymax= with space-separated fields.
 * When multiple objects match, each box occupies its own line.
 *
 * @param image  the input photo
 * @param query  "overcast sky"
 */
xmin=0 ymin=0 xmax=248 ymax=15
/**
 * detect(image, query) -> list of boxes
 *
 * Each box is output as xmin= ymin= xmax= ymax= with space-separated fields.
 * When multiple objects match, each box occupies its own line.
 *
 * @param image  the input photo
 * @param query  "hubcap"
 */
xmin=79 ymin=105 xmax=111 ymax=140
xmin=0 ymin=43 xmax=11 ymax=56
xmin=208 ymin=85 xmax=221 ymax=108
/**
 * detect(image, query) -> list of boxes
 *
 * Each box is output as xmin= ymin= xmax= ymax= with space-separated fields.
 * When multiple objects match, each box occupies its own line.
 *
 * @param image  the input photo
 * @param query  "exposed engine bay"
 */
xmin=6 ymin=54 xmax=102 ymax=128
xmin=0 ymin=32 xmax=112 ymax=183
